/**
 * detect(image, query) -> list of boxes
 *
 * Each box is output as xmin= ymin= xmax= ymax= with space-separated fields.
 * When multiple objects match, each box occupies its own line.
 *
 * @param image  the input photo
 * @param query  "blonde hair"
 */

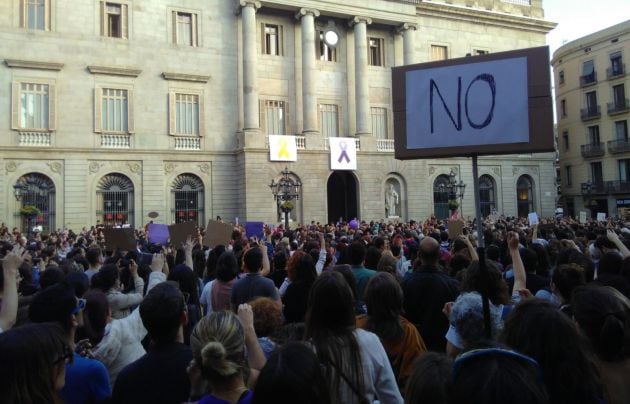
xmin=190 ymin=312 xmax=246 ymax=380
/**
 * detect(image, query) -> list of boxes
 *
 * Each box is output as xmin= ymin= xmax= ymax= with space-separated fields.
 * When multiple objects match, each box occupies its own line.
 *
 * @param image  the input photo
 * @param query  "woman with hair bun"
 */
xmin=188 ymin=305 xmax=266 ymax=404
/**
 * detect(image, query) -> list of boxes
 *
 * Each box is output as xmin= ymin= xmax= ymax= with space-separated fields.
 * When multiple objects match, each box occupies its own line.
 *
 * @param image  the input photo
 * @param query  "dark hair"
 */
xmin=501 ymin=299 xmax=601 ymax=404
xmin=273 ymin=251 xmax=287 ymax=272
xmin=253 ymin=342 xmax=331 ymax=404
xmin=364 ymin=246 xmax=382 ymax=271
xmin=65 ymin=272 xmax=89 ymax=298
xmin=552 ymin=263 xmax=586 ymax=303
xmin=364 ymin=272 xmax=404 ymax=341
xmin=305 ymin=271 xmax=365 ymax=400
xmin=486 ymin=244 xmax=500 ymax=261
xmin=39 ymin=267 xmax=65 ymax=290
xmin=404 ymin=352 xmax=452 ymax=404
xmin=0 ymin=323 xmax=68 ymax=404
xmin=216 ymin=251 xmax=239 ymax=282
xmin=139 ymin=282 xmax=185 ymax=344
xmin=529 ymin=243 xmax=551 ymax=277
xmin=450 ymin=347 xmax=549 ymax=404
xmin=243 ymin=247 xmax=263 ymax=273
xmin=293 ymin=254 xmax=317 ymax=284
xmin=519 ymin=248 xmax=538 ymax=273
xmin=81 ymin=290 xmax=110 ymax=346
xmin=93 ymin=264 xmax=119 ymax=292
xmin=572 ymin=285 xmax=630 ymax=362
xmin=598 ymin=252 xmax=623 ymax=276
xmin=85 ymin=247 xmax=102 ymax=267
xmin=205 ymin=245 xmax=227 ymax=280
xmin=250 ymin=297 xmax=283 ymax=337
xmin=347 ymin=242 xmax=366 ymax=266
xmin=330 ymin=264 xmax=359 ymax=302
xmin=461 ymin=260 xmax=510 ymax=306
xmin=28 ymin=282 xmax=77 ymax=331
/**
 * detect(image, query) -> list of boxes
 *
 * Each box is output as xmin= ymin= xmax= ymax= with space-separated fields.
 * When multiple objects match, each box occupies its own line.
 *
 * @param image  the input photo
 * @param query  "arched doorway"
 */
xmin=516 ymin=175 xmax=534 ymax=218
xmin=14 ymin=173 xmax=56 ymax=232
xmin=171 ymin=174 xmax=204 ymax=227
xmin=479 ymin=175 xmax=496 ymax=218
xmin=433 ymin=175 xmax=450 ymax=220
xmin=97 ymin=173 xmax=134 ymax=226
xmin=327 ymin=171 xmax=358 ymax=223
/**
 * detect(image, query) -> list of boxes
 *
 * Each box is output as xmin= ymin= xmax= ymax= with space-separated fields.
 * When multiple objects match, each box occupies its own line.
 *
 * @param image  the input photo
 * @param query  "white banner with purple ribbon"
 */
xmin=329 ymin=137 xmax=357 ymax=170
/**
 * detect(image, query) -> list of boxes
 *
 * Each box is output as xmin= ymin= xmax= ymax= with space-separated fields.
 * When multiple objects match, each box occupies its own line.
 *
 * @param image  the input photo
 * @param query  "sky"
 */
xmin=544 ymin=0 xmax=630 ymax=56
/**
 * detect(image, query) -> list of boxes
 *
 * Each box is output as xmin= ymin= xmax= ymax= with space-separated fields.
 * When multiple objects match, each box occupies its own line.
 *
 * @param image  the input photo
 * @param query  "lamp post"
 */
xmin=447 ymin=170 xmax=466 ymax=217
xmin=269 ymin=167 xmax=301 ymax=230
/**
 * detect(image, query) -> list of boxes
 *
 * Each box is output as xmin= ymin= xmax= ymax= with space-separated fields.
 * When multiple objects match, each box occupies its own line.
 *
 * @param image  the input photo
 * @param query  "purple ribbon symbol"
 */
xmin=337 ymin=141 xmax=350 ymax=163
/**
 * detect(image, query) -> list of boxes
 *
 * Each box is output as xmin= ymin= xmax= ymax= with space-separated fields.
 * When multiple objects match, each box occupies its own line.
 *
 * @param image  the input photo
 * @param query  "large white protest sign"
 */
xmin=528 ymin=212 xmax=539 ymax=226
xmin=579 ymin=211 xmax=587 ymax=223
xmin=329 ymin=137 xmax=357 ymax=170
xmin=269 ymin=135 xmax=297 ymax=162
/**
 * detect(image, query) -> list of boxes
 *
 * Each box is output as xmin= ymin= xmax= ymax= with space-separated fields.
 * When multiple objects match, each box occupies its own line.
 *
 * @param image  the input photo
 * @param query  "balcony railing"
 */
xmin=264 ymin=135 xmax=306 ymax=150
xmin=376 ymin=139 xmax=395 ymax=152
xmin=607 ymin=99 xmax=630 ymax=115
xmin=580 ymin=72 xmax=597 ymax=87
xmin=323 ymin=137 xmax=361 ymax=151
xmin=19 ymin=131 xmax=51 ymax=147
xmin=608 ymin=138 xmax=630 ymax=154
xmin=581 ymin=106 xmax=601 ymax=121
xmin=101 ymin=134 xmax=131 ymax=148
xmin=607 ymin=64 xmax=626 ymax=79
xmin=580 ymin=143 xmax=605 ymax=158
xmin=582 ymin=180 xmax=630 ymax=195
xmin=174 ymin=136 xmax=201 ymax=150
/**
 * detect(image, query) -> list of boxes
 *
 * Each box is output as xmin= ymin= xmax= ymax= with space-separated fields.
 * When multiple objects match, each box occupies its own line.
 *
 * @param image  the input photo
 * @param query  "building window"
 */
xmin=562 ymin=130 xmax=569 ymax=150
xmin=613 ymin=84 xmax=626 ymax=107
xmin=559 ymin=70 xmax=565 ymax=85
xmin=479 ymin=175 xmax=496 ymax=218
xmin=616 ymin=120 xmax=628 ymax=140
xmin=13 ymin=83 xmax=54 ymax=131
xmin=371 ymin=107 xmax=387 ymax=139
xmin=619 ymin=159 xmax=630 ymax=182
xmin=581 ymin=60 xmax=596 ymax=85
xmin=22 ymin=0 xmax=50 ymax=30
xmin=591 ymin=161 xmax=603 ymax=184
xmin=96 ymin=173 xmax=134 ymax=227
xmin=101 ymin=2 xmax=127 ymax=38
xmin=97 ymin=88 xmax=130 ymax=133
xmin=14 ymin=173 xmax=56 ymax=233
xmin=174 ymin=94 xmax=199 ymax=135
xmin=319 ymin=104 xmax=338 ymax=137
xmin=610 ymin=52 xmax=623 ymax=76
xmin=264 ymin=100 xmax=286 ymax=136
xmin=319 ymin=31 xmax=336 ymax=62
xmin=433 ymin=175 xmax=450 ymax=220
xmin=565 ymin=166 xmax=572 ymax=186
xmin=368 ymin=37 xmax=384 ymax=66
xmin=172 ymin=11 xmax=198 ymax=46
xmin=561 ymin=99 xmax=567 ymax=117
xmin=585 ymin=91 xmax=598 ymax=113
xmin=516 ymin=175 xmax=534 ymax=218
xmin=262 ymin=24 xmax=282 ymax=56
xmin=171 ymin=174 xmax=204 ymax=226
xmin=588 ymin=125 xmax=600 ymax=145
xmin=430 ymin=45 xmax=448 ymax=61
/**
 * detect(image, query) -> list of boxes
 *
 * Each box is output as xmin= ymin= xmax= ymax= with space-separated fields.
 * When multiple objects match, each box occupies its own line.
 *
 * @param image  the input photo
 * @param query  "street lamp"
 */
xmin=446 ymin=170 xmax=466 ymax=217
xmin=269 ymin=167 xmax=301 ymax=230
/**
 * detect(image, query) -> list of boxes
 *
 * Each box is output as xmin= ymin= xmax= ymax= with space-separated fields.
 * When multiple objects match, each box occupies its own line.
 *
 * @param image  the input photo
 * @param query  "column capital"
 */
xmin=295 ymin=8 xmax=320 ymax=19
xmin=236 ymin=0 xmax=261 ymax=14
xmin=396 ymin=22 xmax=418 ymax=34
xmin=348 ymin=16 xmax=372 ymax=27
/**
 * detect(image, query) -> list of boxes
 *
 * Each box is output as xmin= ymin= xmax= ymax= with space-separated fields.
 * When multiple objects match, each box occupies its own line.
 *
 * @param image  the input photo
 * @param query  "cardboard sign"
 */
xmin=203 ymin=220 xmax=234 ymax=247
xmin=329 ymin=137 xmax=357 ymax=170
xmin=448 ymin=220 xmax=464 ymax=238
xmin=102 ymin=228 xmax=136 ymax=251
xmin=528 ymin=212 xmax=539 ymax=226
xmin=597 ymin=212 xmax=606 ymax=222
xmin=168 ymin=221 xmax=198 ymax=247
xmin=579 ymin=211 xmax=587 ymax=223
xmin=269 ymin=135 xmax=298 ymax=162
xmin=244 ymin=222 xmax=265 ymax=239
xmin=393 ymin=46 xmax=554 ymax=159
xmin=148 ymin=223 xmax=169 ymax=245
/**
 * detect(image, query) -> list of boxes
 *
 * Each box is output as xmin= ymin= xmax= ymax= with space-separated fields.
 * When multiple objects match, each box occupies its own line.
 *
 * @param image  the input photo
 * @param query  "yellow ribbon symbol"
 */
xmin=277 ymin=138 xmax=290 ymax=159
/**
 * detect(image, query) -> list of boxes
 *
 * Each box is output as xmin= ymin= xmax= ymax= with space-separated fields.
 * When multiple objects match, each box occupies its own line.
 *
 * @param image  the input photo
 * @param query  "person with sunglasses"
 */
xmin=29 ymin=281 xmax=111 ymax=404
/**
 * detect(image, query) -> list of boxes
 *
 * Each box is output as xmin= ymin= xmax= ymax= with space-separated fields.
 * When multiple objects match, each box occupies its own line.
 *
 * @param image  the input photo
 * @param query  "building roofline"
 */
xmin=551 ymin=19 xmax=630 ymax=64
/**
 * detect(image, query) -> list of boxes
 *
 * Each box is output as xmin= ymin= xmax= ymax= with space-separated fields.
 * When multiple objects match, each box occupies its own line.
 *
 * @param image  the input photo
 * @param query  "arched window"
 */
xmin=433 ymin=175 xmax=450 ymax=220
xmin=97 ymin=173 xmax=134 ymax=226
xmin=15 ymin=173 xmax=55 ymax=232
xmin=171 ymin=174 xmax=204 ymax=226
xmin=479 ymin=175 xmax=496 ymax=218
xmin=517 ymin=175 xmax=534 ymax=218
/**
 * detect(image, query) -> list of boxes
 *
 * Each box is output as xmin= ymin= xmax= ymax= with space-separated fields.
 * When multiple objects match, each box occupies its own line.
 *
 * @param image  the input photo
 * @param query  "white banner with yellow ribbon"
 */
xmin=269 ymin=135 xmax=297 ymax=162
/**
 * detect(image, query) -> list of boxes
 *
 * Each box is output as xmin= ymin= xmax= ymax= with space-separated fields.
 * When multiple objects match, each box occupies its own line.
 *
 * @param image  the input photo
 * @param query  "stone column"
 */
xmin=240 ymin=1 xmax=261 ymax=130
xmin=399 ymin=23 xmax=418 ymax=65
xmin=352 ymin=16 xmax=372 ymax=136
xmin=296 ymin=8 xmax=320 ymax=135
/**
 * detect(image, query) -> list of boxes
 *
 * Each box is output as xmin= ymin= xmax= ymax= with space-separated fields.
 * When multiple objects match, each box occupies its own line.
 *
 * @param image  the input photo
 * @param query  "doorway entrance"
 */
xmin=327 ymin=171 xmax=358 ymax=223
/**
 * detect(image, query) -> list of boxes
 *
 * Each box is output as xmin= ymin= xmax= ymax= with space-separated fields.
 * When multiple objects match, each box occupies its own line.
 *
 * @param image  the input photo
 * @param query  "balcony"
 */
xmin=264 ymin=135 xmax=306 ymax=150
xmin=580 ymin=72 xmax=597 ymax=87
xmin=580 ymin=143 xmax=605 ymax=158
xmin=101 ymin=134 xmax=131 ymax=148
xmin=581 ymin=106 xmax=601 ymax=121
xmin=607 ymin=64 xmax=626 ymax=80
xmin=608 ymin=138 xmax=630 ymax=154
xmin=607 ymin=99 xmax=630 ymax=116
xmin=376 ymin=139 xmax=395 ymax=152
xmin=174 ymin=136 xmax=201 ymax=151
xmin=19 ymin=131 xmax=51 ymax=147
xmin=582 ymin=180 xmax=630 ymax=195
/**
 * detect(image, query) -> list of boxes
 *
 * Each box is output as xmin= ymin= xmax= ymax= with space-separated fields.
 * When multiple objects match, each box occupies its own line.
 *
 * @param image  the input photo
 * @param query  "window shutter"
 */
xmin=172 ymin=11 xmax=177 ymax=44
xmin=127 ymin=89 xmax=134 ymax=133
xmin=44 ymin=0 xmax=51 ymax=30
xmin=121 ymin=4 xmax=128 ymax=39
xmin=11 ymin=82 xmax=20 ymax=130
xmin=48 ymin=84 xmax=56 ymax=131
xmin=279 ymin=25 xmax=284 ymax=56
xmin=20 ymin=0 xmax=25 ymax=28
xmin=100 ymin=1 xmax=106 ymax=36
xmin=94 ymin=88 xmax=102 ymax=133
xmin=191 ymin=13 xmax=198 ymax=47
xmin=284 ymin=101 xmax=290 ymax=135
xmin=169 ymin=92 xmax=176 ymax=135
xmin=259 ymin=100 xmax=266 ymax=134
xmin=260 ymin=23 xmax=265 ymax=54
xmin=198 ymin=94 xmax=205 ymax=137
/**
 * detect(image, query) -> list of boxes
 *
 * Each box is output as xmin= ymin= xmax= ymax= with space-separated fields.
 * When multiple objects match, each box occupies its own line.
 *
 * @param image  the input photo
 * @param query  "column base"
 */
xmin=355 ymin=131 xmax=371 ymax=136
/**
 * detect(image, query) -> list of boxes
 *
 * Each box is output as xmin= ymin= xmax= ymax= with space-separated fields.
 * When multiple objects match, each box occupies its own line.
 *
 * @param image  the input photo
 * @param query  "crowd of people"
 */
xmin=1 ymin=214 xmax=630 ymax=403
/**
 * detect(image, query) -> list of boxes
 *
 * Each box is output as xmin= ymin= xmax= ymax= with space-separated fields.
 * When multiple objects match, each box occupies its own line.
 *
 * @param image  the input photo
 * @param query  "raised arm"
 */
xmin=0 ymin=251 xmax=23 ymax=332
xmin=237 ymin=303 xmax=266 ymax=387
xmin=460 ymin=235 xmax=479 ymax=261
xmin=508 ymin=231 xmax=526 ymax=297
xmin=607 ymin=229 xmax=630 ymax=258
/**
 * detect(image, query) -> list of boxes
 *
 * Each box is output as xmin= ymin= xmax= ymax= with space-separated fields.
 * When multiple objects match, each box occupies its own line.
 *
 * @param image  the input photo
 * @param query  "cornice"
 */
xmin=162 ymin=72 xmax=210 ymax=83
xmin=87 ymin=65 xmax=142 ymax=77
xmin=4 ymin=59 xmax=64 ymax=71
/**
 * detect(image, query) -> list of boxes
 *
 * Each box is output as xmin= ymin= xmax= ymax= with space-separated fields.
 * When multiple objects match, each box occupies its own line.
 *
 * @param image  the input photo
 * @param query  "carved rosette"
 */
xmin=198 ymin=163 xmax=210 ymax=174
xmin=5 ymin=161 xmax=20 ymax=174
xmin=47 ymin=162 xmax=63 ymax=174
xmin=89 ymin=162 xmax=103 ymax=174
xmin=164 ymin=163 xmax=176 ymax=174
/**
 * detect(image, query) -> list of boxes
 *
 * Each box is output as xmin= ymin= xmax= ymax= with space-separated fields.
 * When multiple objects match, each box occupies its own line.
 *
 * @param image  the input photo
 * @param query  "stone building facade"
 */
xmin=0 ymin=0 xmax=556 ymax=231
xmin=552 ymin=20 xmax=630 ymax=219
